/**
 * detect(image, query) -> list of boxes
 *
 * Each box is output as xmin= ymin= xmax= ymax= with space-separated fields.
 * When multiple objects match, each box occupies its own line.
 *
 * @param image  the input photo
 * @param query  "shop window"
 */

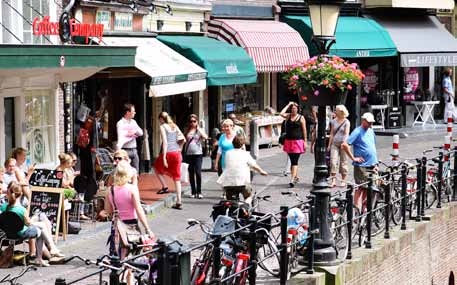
xmin=24 ymin=90 xmax=55 ymax=165
xmin=22 ymin=0 xmax=50 ymax=44
xmin=221 ymin=78 xmax=264 ymax=118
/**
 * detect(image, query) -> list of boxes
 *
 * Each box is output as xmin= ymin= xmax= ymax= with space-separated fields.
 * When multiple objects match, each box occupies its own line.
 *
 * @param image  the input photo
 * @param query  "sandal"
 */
xmin=50 ymin=250 xmax=65 ymax=258
xmin=157 ymin=187 xmax=169 ymax=195
xmin=172 ymin=203 xmax=183 ymax=210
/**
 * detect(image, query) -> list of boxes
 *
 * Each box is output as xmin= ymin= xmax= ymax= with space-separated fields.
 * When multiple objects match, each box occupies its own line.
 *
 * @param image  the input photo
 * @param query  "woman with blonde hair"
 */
xmin=327 ymin=105 xmax=350 ymax=187
xmin=153 ymin=112 xmax=186 ymax=210
xmin=105 ymin=160 xmax=154 ymax=285
xmin=112 ymin=149 xmax=138 ymax=186
xmin=214 ymin=119 xmax=236 ymax=174
xmin=56 ymin=153 xmax=75 ymax=188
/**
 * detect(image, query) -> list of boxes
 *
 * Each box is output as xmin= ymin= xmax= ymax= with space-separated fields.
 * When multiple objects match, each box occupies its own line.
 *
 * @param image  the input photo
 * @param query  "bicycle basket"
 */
xmin=212 ymin=215 xmax=236 ymax=235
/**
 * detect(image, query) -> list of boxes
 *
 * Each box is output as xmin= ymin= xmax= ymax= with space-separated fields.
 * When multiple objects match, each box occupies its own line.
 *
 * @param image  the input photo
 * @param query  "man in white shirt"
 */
xmin=116 ymin=103 xmax=143 ymax=172
xmin=217 ymin=134 xmax=267 ymax=205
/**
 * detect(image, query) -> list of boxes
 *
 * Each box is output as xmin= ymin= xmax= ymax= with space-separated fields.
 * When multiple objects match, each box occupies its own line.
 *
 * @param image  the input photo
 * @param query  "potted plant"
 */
xmin=284 ymin=55 xmax=365 ymax=106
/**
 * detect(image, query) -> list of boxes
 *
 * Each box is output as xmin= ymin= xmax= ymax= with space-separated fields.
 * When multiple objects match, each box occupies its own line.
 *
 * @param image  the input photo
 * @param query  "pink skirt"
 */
xmin=283 ymin=139 xmax=305 ymax=154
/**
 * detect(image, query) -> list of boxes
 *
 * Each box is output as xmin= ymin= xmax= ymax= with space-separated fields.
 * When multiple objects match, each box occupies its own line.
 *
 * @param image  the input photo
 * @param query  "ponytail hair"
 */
xmin=6 ymin=181 xmax=22 ymax=209
xmin=158 ymin=111 xmax=176 ymax=128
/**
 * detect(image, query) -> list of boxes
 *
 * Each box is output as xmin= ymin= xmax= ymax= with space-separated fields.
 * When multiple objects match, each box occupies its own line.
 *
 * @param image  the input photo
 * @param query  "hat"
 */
xmin=361 ymin=112 xmax=375 ymax=123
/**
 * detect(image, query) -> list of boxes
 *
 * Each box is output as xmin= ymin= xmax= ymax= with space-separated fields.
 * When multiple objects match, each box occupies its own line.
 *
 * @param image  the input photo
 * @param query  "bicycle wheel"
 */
xmin=256 ymin=229 xmax=281 ymax=277
xmin=332 ymin=214 xmax=348 ymax=261
xmin=425 ymin=184 xmax=437 ymax=209
xmin=391 ymin=186 xmax=402 ymax=225
xmin=190 ymin=246 xmax=213 ymax=285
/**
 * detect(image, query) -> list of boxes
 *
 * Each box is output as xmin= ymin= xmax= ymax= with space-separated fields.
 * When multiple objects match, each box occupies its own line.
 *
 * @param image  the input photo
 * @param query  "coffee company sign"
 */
xmin=32 ymin=15 xmax=104 ymax=43
xmin=401 ymin=53 xmax=457 ymax=67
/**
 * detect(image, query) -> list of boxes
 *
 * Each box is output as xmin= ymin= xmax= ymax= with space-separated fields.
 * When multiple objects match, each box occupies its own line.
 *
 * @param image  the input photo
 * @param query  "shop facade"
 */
xmin=203 ymin=3 xmax=309 ymax=144
xmin=0 ymin=0 xmax=136 ymax=169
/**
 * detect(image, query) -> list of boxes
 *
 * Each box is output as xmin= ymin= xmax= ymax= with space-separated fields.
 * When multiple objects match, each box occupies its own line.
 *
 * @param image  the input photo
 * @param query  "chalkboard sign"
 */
xmin=29 ymin=187 xmax=65 ymax=242
xmin=29 ymin=169 xmax=63 ymax=188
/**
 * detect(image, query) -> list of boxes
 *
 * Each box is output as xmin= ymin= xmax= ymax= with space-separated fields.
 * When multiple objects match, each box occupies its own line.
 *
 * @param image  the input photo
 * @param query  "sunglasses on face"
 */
xmin=114 ymin=157 xmax=123 ymax=161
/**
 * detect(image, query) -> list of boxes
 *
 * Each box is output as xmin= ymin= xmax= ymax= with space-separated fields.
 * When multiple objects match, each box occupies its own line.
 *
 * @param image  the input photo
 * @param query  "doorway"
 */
xmin=4 ymin=97 xmax=15 ymax=158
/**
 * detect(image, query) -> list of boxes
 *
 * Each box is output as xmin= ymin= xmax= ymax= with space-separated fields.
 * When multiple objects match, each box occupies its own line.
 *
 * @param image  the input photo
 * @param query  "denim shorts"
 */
xmin=20 ymin=225 xmax=41 ymax=239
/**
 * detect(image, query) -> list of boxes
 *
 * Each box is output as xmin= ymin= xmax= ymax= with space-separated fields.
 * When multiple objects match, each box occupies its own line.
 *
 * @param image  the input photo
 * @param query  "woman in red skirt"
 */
xmin=154 ymin=112 xmax=186 ymax=209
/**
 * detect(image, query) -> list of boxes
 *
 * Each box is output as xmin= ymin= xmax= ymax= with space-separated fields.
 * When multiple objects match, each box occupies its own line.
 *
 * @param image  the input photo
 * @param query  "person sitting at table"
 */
xmin=56 ymin=153 xmax=76 ymax=188
xmin=1 ymin=182 xmax=64 ymax=267
xmin=10 ymin=147 xmax=35 ymax=184
xmin=2 ymin=158 xmax=30 ymax=204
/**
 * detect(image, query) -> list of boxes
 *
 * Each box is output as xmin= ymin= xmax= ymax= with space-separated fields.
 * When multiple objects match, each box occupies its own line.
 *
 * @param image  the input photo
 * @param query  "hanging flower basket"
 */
xmin=300 ymin=85 xmax=348 ymax=107
xmin=284 ymin=55 xmax=364 ymax=106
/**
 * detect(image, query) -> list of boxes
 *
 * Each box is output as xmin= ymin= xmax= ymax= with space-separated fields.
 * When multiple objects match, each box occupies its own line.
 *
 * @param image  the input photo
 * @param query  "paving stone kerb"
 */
xmin=291 ymin=202 xmax=457 ymax=285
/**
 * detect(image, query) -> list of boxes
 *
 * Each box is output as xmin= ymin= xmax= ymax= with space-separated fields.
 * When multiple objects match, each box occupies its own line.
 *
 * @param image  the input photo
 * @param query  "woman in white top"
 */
xmin=217 ymin=134 xmax=267 ymax=205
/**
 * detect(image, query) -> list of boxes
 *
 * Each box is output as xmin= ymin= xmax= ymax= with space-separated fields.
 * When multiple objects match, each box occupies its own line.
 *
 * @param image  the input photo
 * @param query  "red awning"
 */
xmin=208 ymin=19 xmax=309 ymax=73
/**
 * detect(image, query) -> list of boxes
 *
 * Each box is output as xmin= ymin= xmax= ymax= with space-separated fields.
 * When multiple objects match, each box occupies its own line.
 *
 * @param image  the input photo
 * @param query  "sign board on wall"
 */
xmin=96 ymin=10 xmax=111 ymax=30
xmin=114 ymin=12 xmax=133 ymax=31
xmin=401 ymin=53 xmax=457 ymax=67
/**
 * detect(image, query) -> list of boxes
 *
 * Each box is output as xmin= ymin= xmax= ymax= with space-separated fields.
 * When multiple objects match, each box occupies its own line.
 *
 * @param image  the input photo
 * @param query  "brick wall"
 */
xmin=343 ymin=204 xmax=457 ymax=285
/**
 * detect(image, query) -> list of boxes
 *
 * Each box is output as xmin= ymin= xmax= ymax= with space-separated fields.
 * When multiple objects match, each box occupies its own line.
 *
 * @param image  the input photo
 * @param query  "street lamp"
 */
xmin=307 ymin=0 xmax=344 ymax=265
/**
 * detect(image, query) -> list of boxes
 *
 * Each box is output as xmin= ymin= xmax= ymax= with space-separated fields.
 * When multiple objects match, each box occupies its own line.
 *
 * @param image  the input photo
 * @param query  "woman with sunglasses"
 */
xmin=183 ymin=114 xmax=208 ymax=199
xmin=112 ymin=150 xmax=138 ymax=186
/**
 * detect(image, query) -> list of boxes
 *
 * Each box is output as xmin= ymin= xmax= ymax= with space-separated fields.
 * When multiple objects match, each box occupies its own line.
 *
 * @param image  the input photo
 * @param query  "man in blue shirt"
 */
xmin=342 ymin=112 xmax=378 ymax=210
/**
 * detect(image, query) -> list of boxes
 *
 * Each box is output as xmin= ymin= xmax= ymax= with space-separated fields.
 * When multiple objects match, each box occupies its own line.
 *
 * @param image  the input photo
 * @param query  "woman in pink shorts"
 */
xmin=280 ymin=102 xmax=307 ymax=188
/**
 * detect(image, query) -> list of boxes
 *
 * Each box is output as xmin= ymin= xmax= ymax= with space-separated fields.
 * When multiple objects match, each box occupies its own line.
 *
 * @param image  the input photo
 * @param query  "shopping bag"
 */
xmin=180 ymin=163 xmax=189 ymax=183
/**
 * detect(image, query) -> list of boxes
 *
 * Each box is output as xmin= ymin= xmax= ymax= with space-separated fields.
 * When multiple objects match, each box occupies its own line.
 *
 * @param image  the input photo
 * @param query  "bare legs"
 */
xmin=157 ymin=174 xmax=182 ymax=205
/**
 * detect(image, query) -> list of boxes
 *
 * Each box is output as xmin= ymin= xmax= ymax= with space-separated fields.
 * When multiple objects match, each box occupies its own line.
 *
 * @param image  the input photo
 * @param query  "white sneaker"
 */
xmin=197 ymin=194 xmax=203 ymax=199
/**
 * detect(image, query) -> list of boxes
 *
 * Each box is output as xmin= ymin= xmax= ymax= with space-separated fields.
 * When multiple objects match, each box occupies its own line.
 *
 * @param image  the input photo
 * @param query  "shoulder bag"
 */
xmin=182 ymin=131 xmax=199 ymax=162
xmin=110 ymin=187 xmax=142 ymax=247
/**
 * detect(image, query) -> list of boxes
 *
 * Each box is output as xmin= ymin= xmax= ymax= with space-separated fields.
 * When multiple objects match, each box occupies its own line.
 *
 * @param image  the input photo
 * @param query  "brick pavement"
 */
xmin=2 ymin=133 xmax=451 ymax=284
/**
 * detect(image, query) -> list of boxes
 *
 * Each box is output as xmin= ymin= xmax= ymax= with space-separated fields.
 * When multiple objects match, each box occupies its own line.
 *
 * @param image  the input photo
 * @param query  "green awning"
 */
xmin=282 ymin=16 xmax=397 ymax=58
xmin=157 ymin=36 xmax=257 ymax=86
xmin=0 ymin=44 xmax=136 ymax=84
xmin=0 ymin=44 xmax=135 ymax=69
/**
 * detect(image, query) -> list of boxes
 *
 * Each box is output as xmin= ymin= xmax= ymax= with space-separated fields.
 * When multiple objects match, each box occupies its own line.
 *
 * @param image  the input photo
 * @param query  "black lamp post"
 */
xmin=307 ymin=0 xmax=344 ymax=265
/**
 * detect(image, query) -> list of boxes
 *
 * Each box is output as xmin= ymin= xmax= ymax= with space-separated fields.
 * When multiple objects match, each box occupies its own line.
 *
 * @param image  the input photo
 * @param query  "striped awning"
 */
xmin=208 ymin=19 xmax=309 ymax=73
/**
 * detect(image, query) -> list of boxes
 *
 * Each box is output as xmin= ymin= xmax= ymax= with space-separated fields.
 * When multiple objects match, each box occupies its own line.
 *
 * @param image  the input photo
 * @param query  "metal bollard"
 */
xmin=454 ymin=146 xmax=457 ymax=201
xmin=250 ymin=120 xmax=259 ymax=160
xmin=437 ymin=152 xmax=444 ymax=208
xmin=109 ymin=255 xmax=121 ymax=285
xmin=212 ymin=234 xmax=222 ymax=281
xmin=279 ymin=206 xmax=289 ymax=284
xmin=156 ymin=240 xmax=169 ymax=285
xmin=421 ymin=157 xmax=427 ymax=217
xmin=248 ymin=218 xmax=258 ymax=285
xmin=384 ymin=172 xmax=391 ymax=239
xmin=55 ymin=278 xmax=66 ymax=285
xmin=416 ymin=159 xmax=422 ymax=222
xmin=307 ymin=197 xmax=315 ymax=274
xmin=401 ymin=165 xmax=407 ymax=230
xmin=346 ymin=185 xmax=354 ymax=259
xmin=365 ymin=174 xmax=374 ymax=249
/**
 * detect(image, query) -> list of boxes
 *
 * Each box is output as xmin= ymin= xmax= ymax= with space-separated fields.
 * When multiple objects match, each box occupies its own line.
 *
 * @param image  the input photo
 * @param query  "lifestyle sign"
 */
xmin=32 ymin=16 xmax=104 ymax=43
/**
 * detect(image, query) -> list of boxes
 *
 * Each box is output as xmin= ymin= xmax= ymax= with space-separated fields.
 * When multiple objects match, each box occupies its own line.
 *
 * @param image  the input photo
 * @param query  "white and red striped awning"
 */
xmin=208 ymin=19 xmax=309 ymax=73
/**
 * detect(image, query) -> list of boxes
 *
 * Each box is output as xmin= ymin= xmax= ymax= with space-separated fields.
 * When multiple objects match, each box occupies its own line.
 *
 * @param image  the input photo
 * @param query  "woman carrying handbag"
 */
xmin=183 ymin=114 xmax=208 ymax=199
xmin=327 ymin=105 xmax=350 ymax=188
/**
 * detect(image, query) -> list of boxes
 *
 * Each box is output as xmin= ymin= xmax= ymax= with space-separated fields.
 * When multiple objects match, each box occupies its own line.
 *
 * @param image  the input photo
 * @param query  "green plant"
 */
xmin=283 ymin=55 xmax=364 ymax=102
xmin=64 ymin=188 xmax=77 ymax=200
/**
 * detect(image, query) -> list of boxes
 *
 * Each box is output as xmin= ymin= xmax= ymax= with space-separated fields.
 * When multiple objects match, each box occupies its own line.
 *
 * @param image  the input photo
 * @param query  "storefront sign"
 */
xmin=96 ymin=10 xmax=111 ymax=30
xmin=151 ymin=72 xmax=207 ymax=85
xmin=114 ymin=12 xmax=133 ymax=31
xmin=401 ymin=53 xmax=457 ymax=67
xmin=356 ymin=50 xmax=370 ymax=57
xmin=362 ymin=68 xmax=378 ymax=93
xmin=403 ymin=67 xmax=419 ymax=102
xmin=226 ymin=63 xmax=239 ymax=74
xmin=32 ymin=16 xmax=104 ymax=44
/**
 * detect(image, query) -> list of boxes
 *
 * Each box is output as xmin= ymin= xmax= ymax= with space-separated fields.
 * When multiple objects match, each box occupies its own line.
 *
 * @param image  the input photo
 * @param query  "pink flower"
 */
xmin=318 ymin=63 xmax=325 ymax=68
xmin=323 ymin=57 xmax=329 ymax=62
xmin=292 ymin=64 xmax=299 ymax=68
xmin=291 ymin=75 xmax=299 ymax=80
xmin=322 ymin=79 xmax=329 ymax=85
xmin=347 ymin=84 xmax=353 ymax=90
xmin=308 ymin=74 xmax=311 ymax=78
xmin=302 ymin=67 xmax=308 ymax=72
xmin=312 ymin=66 xmax=317 ymax=70
xmin=314 ymin=90 xmax=320 ymax=96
